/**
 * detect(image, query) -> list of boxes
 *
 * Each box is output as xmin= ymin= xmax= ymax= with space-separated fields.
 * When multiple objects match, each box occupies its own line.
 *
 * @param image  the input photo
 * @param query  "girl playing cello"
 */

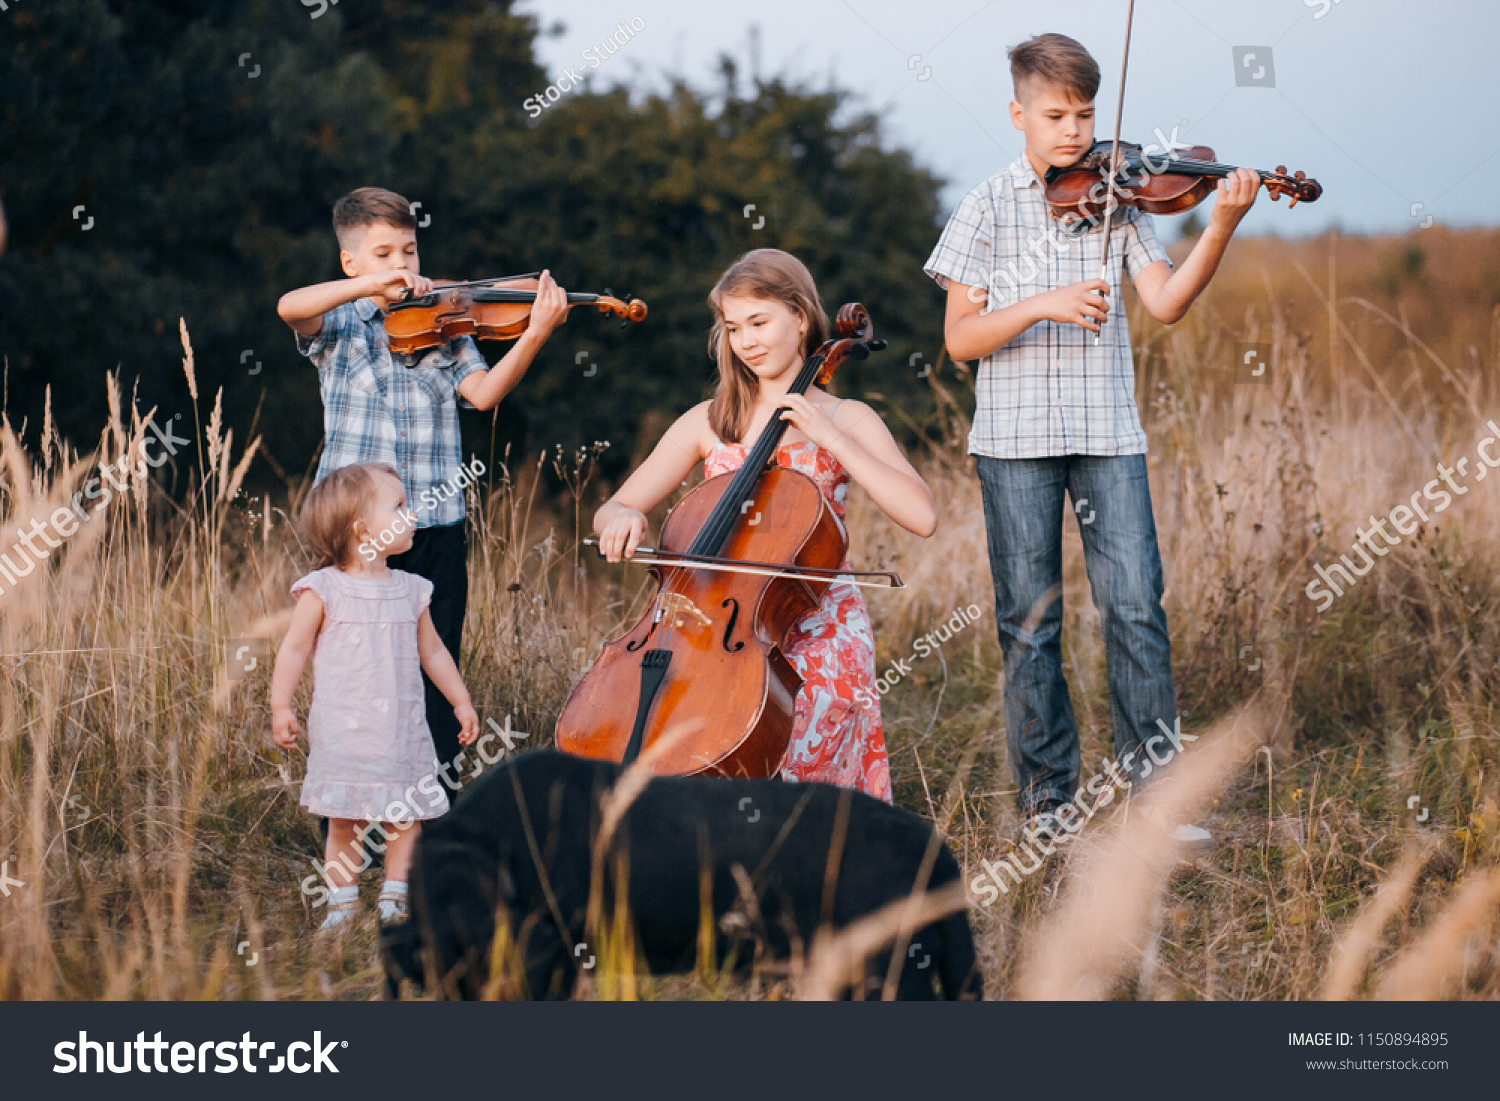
xmin=593 ymin=249 xmax=936 ymax=801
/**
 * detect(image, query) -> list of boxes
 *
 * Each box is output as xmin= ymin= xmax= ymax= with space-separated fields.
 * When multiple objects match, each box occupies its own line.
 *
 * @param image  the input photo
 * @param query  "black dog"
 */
xmin=380 ymin=750 xmax=982 ymax=1000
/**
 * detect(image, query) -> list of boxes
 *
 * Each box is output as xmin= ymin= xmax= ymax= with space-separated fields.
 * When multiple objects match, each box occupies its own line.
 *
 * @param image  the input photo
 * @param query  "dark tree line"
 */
xmin=0 ymin=0 xmax=955 ymax=490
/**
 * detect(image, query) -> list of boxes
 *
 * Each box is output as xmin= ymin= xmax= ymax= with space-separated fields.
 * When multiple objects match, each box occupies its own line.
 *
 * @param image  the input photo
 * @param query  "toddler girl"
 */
xmin=272 ymin=462 xmax=479 ymax=931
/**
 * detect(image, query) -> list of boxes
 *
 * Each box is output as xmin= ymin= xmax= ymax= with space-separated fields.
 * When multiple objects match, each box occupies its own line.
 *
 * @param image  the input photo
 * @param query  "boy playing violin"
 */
xmin=924 ymin=34 xmax=1259 ymax=843
xmin=277 ymin=187 xmax=569 ymax=782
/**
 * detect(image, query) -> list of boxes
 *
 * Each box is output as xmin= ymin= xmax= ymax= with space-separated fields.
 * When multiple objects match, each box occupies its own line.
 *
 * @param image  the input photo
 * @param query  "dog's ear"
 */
xmin=379 ymin=919 xmax=422 ymax=1000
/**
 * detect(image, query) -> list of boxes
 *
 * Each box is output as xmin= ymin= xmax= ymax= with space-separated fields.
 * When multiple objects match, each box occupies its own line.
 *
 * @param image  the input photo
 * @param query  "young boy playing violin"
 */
xmin=924 ymin=34 xmax=1259 ymax=843
xmin=277 ymin=186 xmax=569 ymax=783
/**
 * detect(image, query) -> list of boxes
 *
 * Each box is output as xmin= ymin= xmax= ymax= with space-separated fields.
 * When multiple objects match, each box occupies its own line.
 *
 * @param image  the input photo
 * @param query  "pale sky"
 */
xmin=517 ymin=0 xmax=1500 ymax=237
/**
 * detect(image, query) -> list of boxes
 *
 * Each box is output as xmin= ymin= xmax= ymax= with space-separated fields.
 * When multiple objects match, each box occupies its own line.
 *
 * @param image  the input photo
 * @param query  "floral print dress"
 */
xmin=703 ymin=431 xmax=893 ymax=803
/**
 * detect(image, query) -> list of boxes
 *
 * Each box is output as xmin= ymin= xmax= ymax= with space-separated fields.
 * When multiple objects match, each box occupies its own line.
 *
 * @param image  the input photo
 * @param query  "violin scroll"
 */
xmin=1265 ymin=166 xmax=1322 ymax=207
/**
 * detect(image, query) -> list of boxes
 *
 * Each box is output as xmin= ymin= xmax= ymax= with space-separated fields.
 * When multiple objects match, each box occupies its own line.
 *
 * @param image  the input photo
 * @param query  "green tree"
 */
xmin=0 ymin=3 xmax=954 ymax=491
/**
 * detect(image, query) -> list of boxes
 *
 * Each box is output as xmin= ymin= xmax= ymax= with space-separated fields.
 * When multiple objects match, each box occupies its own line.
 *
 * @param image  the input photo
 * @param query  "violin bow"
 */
xmin=582 ymin=540 xmax=905 ymax=589
xmin=393 ymin=273 xmax=542 ymax=304
xmin=1096 ymin=0 xmax=1137 ymax=347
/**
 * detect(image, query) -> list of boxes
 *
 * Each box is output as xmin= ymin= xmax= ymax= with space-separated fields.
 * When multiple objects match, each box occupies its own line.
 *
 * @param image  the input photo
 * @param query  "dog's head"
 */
xmin=379 ymin=830 xmax=515 ymax=1000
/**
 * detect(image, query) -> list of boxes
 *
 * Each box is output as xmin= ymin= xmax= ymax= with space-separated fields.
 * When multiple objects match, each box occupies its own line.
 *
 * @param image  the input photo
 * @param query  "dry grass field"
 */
xmin=1 ymin=226 xmax=1498 ymax=1000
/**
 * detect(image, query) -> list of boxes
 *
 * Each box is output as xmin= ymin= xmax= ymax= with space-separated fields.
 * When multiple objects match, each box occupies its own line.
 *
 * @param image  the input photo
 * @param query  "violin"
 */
xmin=383 ymin=272 xmax=647 ymax=357
xmin=1044 ymin=139 xmax=1322 ymax=230
xmin=554 ymin=304 xmax=893 ymax=778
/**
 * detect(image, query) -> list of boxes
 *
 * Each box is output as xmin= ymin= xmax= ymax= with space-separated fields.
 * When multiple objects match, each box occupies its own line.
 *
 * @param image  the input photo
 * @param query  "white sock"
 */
xmin=378 ymin=880 xmax=408 ymax=920
xmin=329 ymin=884 xmax=358 ymax=905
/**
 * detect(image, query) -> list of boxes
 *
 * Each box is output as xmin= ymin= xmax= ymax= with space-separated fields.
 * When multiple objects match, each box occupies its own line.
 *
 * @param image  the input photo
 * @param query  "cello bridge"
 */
xmin=658 ymin=592 xmax=711 ymax=630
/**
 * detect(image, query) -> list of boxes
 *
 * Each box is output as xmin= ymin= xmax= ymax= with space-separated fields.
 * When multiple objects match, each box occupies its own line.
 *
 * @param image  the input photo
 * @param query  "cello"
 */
xmin=554 ymin=304 xmax=892 ymax=777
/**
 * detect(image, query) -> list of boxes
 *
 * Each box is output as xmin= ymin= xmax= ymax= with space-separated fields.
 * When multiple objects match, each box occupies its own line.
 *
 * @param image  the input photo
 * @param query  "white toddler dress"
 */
xmin=290 ymin=567 xmax=450 ymax=822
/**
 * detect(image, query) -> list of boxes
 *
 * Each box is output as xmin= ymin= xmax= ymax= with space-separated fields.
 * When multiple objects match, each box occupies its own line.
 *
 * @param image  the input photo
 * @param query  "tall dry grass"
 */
xmin=1 ymin=228 xmax=1497 ymax=1000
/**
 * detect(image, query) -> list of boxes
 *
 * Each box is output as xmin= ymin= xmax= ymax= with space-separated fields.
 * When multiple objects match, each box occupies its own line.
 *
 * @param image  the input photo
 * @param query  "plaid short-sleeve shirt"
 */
xmin=923 ymin=155 xmax=1171 ymax=459
xmin=296 ymin=297 xmax=488 ymax=527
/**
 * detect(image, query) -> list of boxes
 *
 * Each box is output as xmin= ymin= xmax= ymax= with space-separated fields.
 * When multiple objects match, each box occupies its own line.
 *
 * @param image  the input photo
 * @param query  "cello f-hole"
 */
xmin=720 ymin=597 xmax=745 ymax=653
xmin=626 ymin=610 xmax=659 ymax=652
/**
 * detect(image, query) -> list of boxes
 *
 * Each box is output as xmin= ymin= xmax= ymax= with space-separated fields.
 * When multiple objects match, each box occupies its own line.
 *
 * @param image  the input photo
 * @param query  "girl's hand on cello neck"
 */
xmin=771 ymin=393 xmax=842 ymax=450
xmin=774 ymin=394 xmax=937 ymax=539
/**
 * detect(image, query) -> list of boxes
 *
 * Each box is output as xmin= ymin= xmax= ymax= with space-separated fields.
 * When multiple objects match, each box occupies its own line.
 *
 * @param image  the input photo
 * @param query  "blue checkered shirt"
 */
xmin=923 ymin=155 xmax=1171 ymax=458
xmin=296 ymin=297 xmax=488 ymax=527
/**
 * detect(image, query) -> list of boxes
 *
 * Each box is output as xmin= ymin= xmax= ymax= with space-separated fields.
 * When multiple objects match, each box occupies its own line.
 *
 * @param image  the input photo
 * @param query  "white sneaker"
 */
xmin=378 ymin=881 xmax=409 ymax=924
xmin=319 ymin=885 xmax=359 ymax=932
xmin=1140 ymin=806 xmax=1213 ymax=849
xmin=1171 ymin=823 xmax=1213 ymax=847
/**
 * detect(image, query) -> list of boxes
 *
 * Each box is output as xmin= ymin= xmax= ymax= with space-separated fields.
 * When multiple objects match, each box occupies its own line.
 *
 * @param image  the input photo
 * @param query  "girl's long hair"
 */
xmin=706 ymin=249 xmax=829 ymax=444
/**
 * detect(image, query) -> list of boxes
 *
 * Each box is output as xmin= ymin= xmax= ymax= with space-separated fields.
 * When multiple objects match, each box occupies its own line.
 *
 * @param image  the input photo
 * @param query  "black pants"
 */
xmin=388 ymin=521 xmax=470 ymax=779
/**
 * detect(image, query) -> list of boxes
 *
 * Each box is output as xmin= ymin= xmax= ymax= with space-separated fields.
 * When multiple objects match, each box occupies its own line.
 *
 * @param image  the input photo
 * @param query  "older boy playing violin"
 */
xmin=924 ymin=34 xmax=1259 ymax=843
xmin=278 ymin=187 xmax=568 ymax=782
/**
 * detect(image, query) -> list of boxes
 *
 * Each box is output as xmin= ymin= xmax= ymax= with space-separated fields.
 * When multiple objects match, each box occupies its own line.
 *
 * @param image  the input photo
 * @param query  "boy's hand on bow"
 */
xmin=1035 ymin=279 xmax=1110 ymax=333
xmin=530 ymin=270 xmax=569 ymax=337
xmin=1209 ymin=167 xmax=1261 ymax=232
xmin=366 ymin=269 xmax=434 ymax=305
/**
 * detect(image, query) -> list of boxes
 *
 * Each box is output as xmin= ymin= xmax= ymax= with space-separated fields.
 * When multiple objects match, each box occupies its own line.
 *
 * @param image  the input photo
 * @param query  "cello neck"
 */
xmin=687 ymin=347 xmax=828 ymax=558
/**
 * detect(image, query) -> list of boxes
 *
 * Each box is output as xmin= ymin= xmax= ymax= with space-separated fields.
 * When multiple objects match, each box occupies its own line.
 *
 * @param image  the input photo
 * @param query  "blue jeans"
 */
xmin=975 ymin=454 xmax=1177 ymax=814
